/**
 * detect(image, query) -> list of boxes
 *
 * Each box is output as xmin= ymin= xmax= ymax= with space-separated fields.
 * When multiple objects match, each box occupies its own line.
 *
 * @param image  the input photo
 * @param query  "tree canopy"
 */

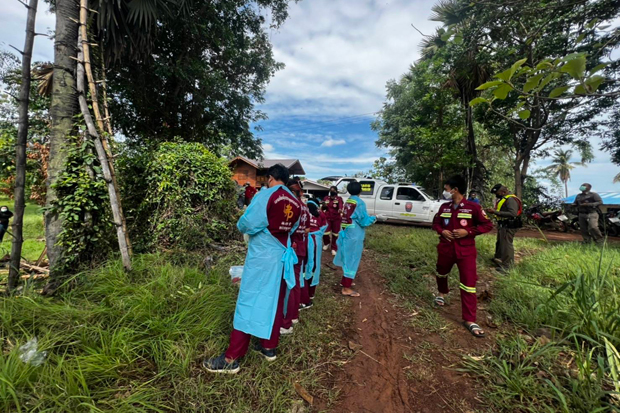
xmin=103 ymin=0 xmax=296 ymax=158
xmin=374 ymin=0 xmax=620 ymax=199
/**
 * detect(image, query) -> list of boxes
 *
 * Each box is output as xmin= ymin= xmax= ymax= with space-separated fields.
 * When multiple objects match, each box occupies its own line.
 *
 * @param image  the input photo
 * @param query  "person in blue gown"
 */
xmin=333 ymin=181 xmax=376 ymax=297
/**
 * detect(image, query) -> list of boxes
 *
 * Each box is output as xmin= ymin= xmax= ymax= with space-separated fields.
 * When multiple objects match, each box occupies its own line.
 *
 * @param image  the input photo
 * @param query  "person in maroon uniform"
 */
xmin=322 ymin=186 xmax=344 ymax=256
xmin=244 ymin=182 xmax=257 ymax=206
xmin=300 ymin=198 xmax=327 ymax=308
xmin=203 ymin=164 xmax=301 ymax=373
xmin=432 ymin=175 xmax=493 ymax=338
xmin=281 ymin=179 xmax=310 ymax=335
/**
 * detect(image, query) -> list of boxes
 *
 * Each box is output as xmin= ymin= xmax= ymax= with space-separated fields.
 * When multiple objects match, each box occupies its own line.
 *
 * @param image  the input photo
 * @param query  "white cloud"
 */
xmin=262 ymin=143 xmax=274 ymax=152
xmin=321 ymin=138 xmax=346 ymax=147
xmin=261 ymin=0 xmax=441 ymax=118
xmin=0 ymin=2 xmax=55 ymax=63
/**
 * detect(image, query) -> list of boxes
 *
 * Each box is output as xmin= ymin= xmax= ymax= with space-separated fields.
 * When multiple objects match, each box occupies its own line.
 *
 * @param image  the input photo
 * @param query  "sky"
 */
xmin=1 ymin=0 xmax=619 ymax=195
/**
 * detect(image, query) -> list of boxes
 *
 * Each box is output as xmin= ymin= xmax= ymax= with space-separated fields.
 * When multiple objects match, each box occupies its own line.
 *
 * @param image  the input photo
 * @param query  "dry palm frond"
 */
xmin=32 ymin=64 xmax=53 ymax=97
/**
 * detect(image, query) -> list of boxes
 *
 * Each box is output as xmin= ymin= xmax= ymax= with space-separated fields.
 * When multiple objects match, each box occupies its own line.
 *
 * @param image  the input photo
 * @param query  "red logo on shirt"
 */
xmin=460 ymin=219 xmax=468 ymax=227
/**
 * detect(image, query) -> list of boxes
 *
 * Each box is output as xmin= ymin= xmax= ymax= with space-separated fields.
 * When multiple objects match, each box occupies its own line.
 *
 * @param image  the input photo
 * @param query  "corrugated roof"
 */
xmin=229 ymin=156 xmax=305 ymax=175
xmin=562 ymin=192 xmax=620 ymax=205
xmin=301 ymin=179 xmax=331 ymax=190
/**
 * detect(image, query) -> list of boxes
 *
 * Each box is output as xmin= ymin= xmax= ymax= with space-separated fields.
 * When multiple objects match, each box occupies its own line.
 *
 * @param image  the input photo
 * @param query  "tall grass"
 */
xmin=365 ymin=225 xmax=620 ymax=411
xmin=0 ymin=252 xmax=349 ymax=412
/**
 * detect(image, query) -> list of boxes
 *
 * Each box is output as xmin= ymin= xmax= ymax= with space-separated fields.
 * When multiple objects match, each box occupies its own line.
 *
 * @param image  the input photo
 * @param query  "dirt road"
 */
xmin=326 ymin=253 xmax=494 ymax=413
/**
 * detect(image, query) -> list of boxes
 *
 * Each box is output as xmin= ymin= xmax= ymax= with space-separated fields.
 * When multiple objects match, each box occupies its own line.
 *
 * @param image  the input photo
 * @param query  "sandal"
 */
xmin=342 ymin=290 xmax=361 ymax=297
xmin=434 ymin=296 xmax=446 ymax=307
xmin=463 ymin=322 xmax=485 ymax=338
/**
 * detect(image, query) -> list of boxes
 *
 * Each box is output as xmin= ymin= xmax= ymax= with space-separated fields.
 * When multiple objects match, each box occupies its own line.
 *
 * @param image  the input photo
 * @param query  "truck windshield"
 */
xmin=420 ymin=190 xmax=435 ymax=200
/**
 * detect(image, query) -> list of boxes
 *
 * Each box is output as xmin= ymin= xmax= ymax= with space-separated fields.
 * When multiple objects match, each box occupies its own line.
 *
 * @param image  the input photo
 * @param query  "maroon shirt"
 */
xmin=322 ymin=195 xmax=344 ymax=220
xmin=431 ymin=199 xmax=493 ymax=258
xmin=341 ymin=199 xmax=357 ymax=226
xmin=309 ymin=211 xmax=327 ymax=232
xmin=245 ymin=185 xmax=257 ymax=201
xmin=267 ymin=187 xmax=302 ymax=246
xmin=292 ymin=204 xmax=311 ymax=257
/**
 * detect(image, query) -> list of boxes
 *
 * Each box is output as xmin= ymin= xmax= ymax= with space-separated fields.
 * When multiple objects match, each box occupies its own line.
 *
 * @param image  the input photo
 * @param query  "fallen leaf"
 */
xmin=294 ymin=382 xmax=314 ymax=405
xmin=538 ymin=335 xmax=551 ymax=346
xmin=362 ymin=318 xmax=368 ymax=323
xmin=469 ymin=355 xmax=485 ymax=361
xmin=348 ymin=341 xmax=363 ymax=351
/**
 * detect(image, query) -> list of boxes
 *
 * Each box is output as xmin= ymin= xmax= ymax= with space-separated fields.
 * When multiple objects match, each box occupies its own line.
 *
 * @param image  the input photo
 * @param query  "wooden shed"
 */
xmin=229 ymin=156 xmax=306 ymax=187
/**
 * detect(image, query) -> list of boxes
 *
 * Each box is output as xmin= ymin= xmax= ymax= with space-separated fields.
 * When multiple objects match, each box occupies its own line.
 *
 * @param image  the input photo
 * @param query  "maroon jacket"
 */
xmin=432 ymin=199 xmax=493 ymax=258
xmin=322 ymin=195 xmax=344 ymax=220
xmin=292 ymin=204 xmax=311 ymax=258
xmin=266 ymin=188 xmax=302 ymax=246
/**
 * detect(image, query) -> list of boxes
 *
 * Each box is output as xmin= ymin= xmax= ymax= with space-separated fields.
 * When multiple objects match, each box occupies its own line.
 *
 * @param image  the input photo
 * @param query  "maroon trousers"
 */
xmin=300 ymin=282 xmax=316 ymax=305
xmin=341 ymin=276 xmax=353 ymax=288
xmin=282 ymin=260 xmax=303 ymax=329
xmin=323 ymin=217 xmax=341 ymax=252
xmin=224 ymin=278 xmax=287 ymax=360
xmin=436 ymin=250 xmax=478 ymax=323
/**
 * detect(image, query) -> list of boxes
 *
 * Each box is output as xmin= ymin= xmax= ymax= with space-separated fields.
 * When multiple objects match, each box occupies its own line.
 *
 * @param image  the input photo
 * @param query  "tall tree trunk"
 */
xmin=76 ymin=32 xmax=132 ymax=271
xmin=514 ymin=153 xmax=531 ymax=199
xmin=44 ymin=0 xmax=80 ymax=293
xmin=79 ymin=0 xmax=131 ymax=270
xmin=8 ymin=0 xmax=39 ymax=293
xmin=465 ymin=105 xmax=486 ymax=201
xmin=565 ymin=180 xmax=568 ymax=198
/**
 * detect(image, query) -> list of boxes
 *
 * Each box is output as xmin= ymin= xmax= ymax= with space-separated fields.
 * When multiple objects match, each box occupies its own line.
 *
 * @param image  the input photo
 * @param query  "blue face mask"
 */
xmin=580 ymin=185 xmax=587 ymax=192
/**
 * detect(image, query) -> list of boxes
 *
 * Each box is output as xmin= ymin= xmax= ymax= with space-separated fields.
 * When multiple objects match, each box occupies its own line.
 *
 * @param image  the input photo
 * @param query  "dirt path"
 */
xmin=327 ymin=253 xmax=495 ymax=413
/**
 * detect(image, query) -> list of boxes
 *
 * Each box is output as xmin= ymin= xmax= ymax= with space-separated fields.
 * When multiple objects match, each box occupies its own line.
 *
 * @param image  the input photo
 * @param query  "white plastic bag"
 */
xmin=19 ymin=337 xmax=48 ymax=366
xmin=229 ymin=266 xmax=244 ymax=284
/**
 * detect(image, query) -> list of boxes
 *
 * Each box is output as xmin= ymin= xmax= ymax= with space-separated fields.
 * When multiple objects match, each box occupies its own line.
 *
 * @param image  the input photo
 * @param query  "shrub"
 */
xmin=139 ymin=142 xmax=239 ymax=251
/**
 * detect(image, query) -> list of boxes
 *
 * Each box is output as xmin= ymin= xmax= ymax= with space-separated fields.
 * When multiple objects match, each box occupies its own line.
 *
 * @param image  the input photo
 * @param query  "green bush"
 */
xmin=127 ymin=142 xmax=239 ymax=251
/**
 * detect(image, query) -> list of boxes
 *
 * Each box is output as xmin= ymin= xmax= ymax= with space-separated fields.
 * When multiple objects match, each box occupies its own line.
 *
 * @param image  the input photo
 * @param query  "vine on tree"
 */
xmin=50 ymin=133 xmax=113 ymax=271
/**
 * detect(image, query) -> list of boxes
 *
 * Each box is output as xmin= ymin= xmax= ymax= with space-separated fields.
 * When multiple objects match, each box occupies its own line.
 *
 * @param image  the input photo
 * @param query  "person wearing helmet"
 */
xmin=573 ymin=183 xmax=604 ymax=245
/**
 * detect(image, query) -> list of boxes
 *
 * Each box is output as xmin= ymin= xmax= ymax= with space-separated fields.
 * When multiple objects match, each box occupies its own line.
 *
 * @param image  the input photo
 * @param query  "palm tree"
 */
xmin=419 ymin=0 xmax=490 ymax=199
xmin=546 ymin=149 xmax=582 ymax=197
xmin=46 ymin=0 xmax=172 ymax=288
xmin=614 ymin=172 xmax=620 ymax=184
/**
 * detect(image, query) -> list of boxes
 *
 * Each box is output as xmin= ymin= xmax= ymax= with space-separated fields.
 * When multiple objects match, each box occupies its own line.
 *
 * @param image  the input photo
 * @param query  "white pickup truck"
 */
xmin=331 ymin=177 xmax=444 ymax=224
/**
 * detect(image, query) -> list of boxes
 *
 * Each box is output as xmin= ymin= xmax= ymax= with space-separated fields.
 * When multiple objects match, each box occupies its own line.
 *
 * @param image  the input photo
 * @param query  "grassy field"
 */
xmin=0 ymin=197 xmax=353 ymax=412
xmin=366 ymin=224 xmax=620 ymax=412
xmin=0 ymin=197 xmax=46 ymax=262
xmin=0 ymin=250 xmax=350 ymax=412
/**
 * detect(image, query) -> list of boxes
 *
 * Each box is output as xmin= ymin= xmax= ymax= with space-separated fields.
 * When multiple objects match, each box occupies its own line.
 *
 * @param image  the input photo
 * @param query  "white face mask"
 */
xmin=442 ymin=190 xmax=452 ymax=200
xmin=0 ymin=207 xmax=7 ymax=212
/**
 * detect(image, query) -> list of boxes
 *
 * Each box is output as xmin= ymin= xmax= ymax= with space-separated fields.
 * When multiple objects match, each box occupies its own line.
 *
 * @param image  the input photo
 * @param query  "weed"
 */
xmin=0 ymin=253 xmax=350 ymax=412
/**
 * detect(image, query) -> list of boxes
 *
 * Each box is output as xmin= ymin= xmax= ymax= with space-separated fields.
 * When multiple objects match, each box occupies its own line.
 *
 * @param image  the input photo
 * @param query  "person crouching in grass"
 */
xmin=333 ymin=181 xmax=376 ymax=297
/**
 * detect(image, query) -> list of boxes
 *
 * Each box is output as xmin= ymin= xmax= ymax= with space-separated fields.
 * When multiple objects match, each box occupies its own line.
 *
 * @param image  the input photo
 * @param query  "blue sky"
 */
xmin=2 ymin=0 xmax=619 ymax=195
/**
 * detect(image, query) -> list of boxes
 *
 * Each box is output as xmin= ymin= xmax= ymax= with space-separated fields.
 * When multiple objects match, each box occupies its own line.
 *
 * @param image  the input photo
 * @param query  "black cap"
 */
xmin=491 ymin=184 xmax=502 ymax=194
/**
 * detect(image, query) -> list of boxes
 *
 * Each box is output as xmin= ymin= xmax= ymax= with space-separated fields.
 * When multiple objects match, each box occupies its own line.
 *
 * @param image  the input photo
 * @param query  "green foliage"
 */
xmin=372 ymin=58 xmax=468 ymax=194
xmin=0 ymin=196 xmax=46 ymax=262
xmin=139 ymin=142 xmax=238 ymax=251
xmin=50 ymin=136 xmax=113 ymax=271
xmin=104 ymin=0 xmax=297 ymax=158
xmin=0 ymin=52 xmax=51 ymax=202
xmin=0 ymin=252 xmax=348 ymax=412
xmin=366 ymin=225 xmax=620 ymax=411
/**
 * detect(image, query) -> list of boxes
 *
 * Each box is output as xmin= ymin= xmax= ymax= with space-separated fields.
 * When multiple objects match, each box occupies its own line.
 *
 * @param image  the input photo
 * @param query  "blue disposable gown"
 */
xmin=304 ymin=224 xmax=329 ymax=287
xmin=333 ymin=196 xmax=376 ymax=279
xmin=233 ymin=185 xmax=299 ymax=339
